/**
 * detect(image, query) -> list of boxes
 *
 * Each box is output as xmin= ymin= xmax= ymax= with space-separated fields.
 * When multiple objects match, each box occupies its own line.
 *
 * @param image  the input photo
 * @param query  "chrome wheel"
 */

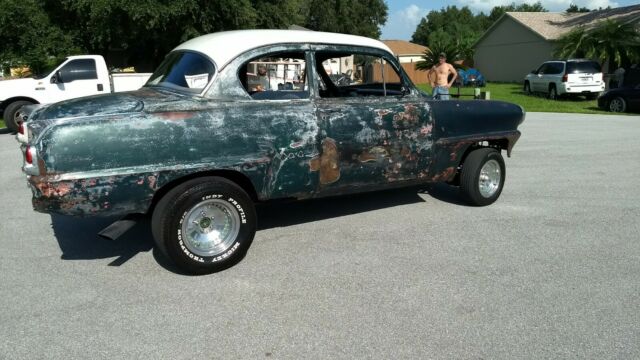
xmin=181 ymin=199 xmax=240 ymax=257
xmin=478 ymin=159 xmax=501 ymax=198
xmin=609 ymin=98 xmax=625 ymax=113
xmin=549 ymin=86 xmax=557 ymax=100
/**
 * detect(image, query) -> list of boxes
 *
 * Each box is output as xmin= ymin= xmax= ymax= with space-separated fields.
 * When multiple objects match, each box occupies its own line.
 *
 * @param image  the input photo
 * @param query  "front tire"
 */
xmin=151 ymin=177 xmax=256 ymax=274
xmin=524 ymin=81 xmax=531 ymax=95
xmin=608 ymin=97 xmax=627 ymax=113
xmin=460 ymin=148 xmax=506 ymax=206
xmin=3 ymin=100 xmax=33 ymax=133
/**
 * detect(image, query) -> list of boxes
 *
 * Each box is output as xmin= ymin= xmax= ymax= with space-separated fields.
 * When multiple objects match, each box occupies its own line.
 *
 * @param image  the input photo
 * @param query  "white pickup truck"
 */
xmin=0 ymin=55 xmax=151 ymax=132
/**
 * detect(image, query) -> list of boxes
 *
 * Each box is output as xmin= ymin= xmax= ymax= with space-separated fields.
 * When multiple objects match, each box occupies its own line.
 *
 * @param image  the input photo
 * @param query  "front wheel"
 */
xmin=151 ymin=177 xmax=256 ymax=274
xmin=460 ymin=148 xmax=506 ymax=206
xmin=524 ymin=81 xmax=531 ymax=95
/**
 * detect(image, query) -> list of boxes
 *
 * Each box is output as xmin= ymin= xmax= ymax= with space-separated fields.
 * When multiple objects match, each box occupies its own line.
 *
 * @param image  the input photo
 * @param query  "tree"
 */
xmin=305 ymin=0 xmax=388 ymax=38
xmin=0 ymin=0 xmax=389 ymax=72
xmin=566 ymin=4 xmax=591 ymax=13
xmin=411 ymin=6 xmax=481 ymax=47
xmin=415 ymin=37 xmax=467 ymax=76
xmin=0 ymin=0 xmax=80 ymax=73
xmin=486 ymin=2 xmax=547 ymax=25
xmin=554 ymin=19 xmax=640 ymax=70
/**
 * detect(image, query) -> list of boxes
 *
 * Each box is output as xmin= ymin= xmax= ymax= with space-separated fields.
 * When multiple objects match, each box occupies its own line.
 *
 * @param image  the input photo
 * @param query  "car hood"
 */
xmin=0 ymin=78 xmax=39 ymax=101
xmin=32 ymin=87 xmax=188 ymax=121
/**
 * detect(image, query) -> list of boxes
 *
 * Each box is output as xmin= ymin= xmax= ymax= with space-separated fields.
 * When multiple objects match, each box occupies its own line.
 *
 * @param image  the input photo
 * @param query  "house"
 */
xmin=473 ymin=4 xmax=640 ymax=82
xmin=382 ymin=40 xmax=427 ymax=63
xmin=382 ymin=40 xmax=429 ymax=84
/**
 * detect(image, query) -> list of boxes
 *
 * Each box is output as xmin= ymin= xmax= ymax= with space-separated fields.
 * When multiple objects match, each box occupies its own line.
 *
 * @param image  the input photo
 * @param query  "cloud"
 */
xmin=455 ymin=0 xmax=619 ymax=13
xmin=381 ymin=4 xmax=430 ymax=40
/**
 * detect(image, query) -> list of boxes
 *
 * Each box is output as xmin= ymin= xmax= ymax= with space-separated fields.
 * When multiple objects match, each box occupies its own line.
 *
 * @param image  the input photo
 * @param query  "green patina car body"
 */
xmin=21 ymin=31 xmax=524 ymax=218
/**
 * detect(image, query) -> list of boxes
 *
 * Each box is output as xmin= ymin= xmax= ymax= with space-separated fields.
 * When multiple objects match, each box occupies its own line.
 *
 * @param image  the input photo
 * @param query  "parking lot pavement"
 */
xmin=1 ymin=112 xmax=639 ymax=359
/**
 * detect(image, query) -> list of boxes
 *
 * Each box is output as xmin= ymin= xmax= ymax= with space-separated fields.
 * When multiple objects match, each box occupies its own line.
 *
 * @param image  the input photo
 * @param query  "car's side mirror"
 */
xmin=50 ymin=71 xmax=63 ymax=84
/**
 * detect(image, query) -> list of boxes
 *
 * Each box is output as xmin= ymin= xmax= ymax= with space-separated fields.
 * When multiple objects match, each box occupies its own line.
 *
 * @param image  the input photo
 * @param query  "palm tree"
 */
xmin=554 ymin=19 xmax=640 ymax=70
xmin=416 ymin=40 xmax=467 ymax=86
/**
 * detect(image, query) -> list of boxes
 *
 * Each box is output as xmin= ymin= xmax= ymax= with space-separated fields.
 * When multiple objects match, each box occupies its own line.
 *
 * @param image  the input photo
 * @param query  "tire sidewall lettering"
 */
xmin=175 ymin=192 xmax=247 ymax=263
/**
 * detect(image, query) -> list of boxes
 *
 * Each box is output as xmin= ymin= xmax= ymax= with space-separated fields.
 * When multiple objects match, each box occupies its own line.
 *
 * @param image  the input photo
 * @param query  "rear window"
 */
xmin=146 ymin=51 xmax=216 ymax=93
xmin=566 ymin=61 xmax=601 ymax=74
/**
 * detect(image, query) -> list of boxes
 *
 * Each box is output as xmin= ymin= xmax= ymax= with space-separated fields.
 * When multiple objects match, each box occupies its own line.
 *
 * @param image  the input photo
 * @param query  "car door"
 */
xmin=212 ymin=45 xmax=320 ymax=199
xmin=47 ymin=58 xmax=102 ymax=103
xmin=531 ymin=63 xmax=549 ymax=92
xmin=629 ymin=85 xmax=640 ymax=110
xmin=311 ymin=46 xmax=433 ymax=195
xmin=546 ymin=62 xmax=565 ymax=93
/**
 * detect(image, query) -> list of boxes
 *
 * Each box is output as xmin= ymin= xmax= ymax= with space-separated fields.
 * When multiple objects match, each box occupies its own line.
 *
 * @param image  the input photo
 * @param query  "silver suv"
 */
xmin=524 ymin=59 xmax=605 ymax=100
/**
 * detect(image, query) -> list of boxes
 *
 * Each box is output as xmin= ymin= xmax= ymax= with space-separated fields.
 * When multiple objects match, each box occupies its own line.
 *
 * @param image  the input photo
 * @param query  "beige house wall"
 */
xmin=474 ymin=17 xmax=554 ymax=82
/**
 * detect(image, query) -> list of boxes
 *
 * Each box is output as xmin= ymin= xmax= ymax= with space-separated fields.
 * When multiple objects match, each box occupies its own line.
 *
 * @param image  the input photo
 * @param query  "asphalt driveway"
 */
xmin=0 ymin=112 xmax=639 ymax=359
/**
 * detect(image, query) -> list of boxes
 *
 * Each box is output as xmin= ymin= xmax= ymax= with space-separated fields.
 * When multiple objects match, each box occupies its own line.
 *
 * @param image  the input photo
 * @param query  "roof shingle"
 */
xmin=507 ymin=4 xmax=640 ymax=41
xmin=382 ymin=40 xmax=427 ymax=56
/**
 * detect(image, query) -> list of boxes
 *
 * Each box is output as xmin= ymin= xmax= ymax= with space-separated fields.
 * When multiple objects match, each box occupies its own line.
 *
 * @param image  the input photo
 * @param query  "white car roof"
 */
xmin=174 ymin=30 xmax=393 ymax=69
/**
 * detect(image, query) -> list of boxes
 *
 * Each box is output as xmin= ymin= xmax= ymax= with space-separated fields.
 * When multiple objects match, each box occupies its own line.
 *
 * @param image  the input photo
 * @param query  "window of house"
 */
xmin=315 ymin=52 xmax=404 ymax=98
xmin=239 ymin=52 xmax=309 ymax=100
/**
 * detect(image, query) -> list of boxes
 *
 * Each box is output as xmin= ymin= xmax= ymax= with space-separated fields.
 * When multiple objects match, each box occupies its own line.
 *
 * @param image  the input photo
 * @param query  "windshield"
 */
xmin=566 ymin=61 xmax=601 ymax=74
xmin=145 ymin=51 xmax=216 ymax=93
xmin=33 ymin=58 xmax=67 ymax=80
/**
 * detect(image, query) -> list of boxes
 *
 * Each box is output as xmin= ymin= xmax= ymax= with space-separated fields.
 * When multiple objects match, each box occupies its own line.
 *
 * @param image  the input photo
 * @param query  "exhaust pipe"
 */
xmin=98 ymin=214 xmax=141 ymax=241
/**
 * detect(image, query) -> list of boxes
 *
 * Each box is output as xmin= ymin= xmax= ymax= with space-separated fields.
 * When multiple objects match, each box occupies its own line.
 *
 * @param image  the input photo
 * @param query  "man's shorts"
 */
xmin=432 ymin=85 xmax=450 ymax=100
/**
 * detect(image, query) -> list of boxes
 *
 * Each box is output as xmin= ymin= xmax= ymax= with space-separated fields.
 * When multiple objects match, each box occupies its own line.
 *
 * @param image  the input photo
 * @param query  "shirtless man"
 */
xmin=430 ymin=53 xmax=457 ymax=100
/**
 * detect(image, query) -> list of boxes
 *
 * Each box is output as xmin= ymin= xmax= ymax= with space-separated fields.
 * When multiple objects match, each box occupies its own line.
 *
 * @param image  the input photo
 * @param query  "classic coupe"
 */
xmin=20 ymin=30 xmax=525 ymax=274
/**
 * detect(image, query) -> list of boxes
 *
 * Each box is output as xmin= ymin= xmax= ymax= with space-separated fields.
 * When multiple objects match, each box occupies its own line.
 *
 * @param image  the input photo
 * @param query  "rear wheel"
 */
xmin=3 ymin=100 xmax=33 ymax=133
xmin=460 ymin=148 xmax=505 ymax=206
xmin=548 ymin=85 xmax=558 ymax=100
xmin=151 ymin=176 xmax=256 ymax=274
xmin=608 ymin=97 xmax=627 ymax=113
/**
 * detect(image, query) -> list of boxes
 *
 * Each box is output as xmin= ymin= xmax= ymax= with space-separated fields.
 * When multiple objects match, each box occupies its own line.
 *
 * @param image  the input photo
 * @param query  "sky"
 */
xmin=381 ymin=0 xmax=639 ymax=40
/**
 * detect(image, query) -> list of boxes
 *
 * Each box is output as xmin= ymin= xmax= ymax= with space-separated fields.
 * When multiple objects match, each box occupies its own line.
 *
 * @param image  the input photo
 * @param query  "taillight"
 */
xmin=25 ymin=145 xmax=33 ymax=164
xmin=562 ymin=73 xmax=568 ymax=82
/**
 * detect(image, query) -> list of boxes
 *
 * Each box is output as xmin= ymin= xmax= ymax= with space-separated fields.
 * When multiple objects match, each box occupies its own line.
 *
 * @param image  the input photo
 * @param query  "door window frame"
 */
xmin=309 ymin=44 xmax=414 ymax=99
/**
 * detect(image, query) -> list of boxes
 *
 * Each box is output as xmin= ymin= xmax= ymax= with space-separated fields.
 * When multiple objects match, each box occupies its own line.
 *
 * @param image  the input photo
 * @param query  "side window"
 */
xmin=549 ymin=63 xmax=564 ymax=75
xmin=537 ymin=63 xmax=550 ymax=74
xmin=58 ymin=59 xmax=98 ymax=82
xmin=240 ymin=52 xmax=308 ymax=100
xmin=315 ymin=52 xmax=404 ymax=98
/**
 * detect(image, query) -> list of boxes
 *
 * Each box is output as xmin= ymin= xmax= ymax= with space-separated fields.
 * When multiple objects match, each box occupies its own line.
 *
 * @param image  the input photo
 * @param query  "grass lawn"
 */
xmin=416 ymin=82 xmax=616 ymax=115
xmin=0 ymin=118 xmax=4 ymax=129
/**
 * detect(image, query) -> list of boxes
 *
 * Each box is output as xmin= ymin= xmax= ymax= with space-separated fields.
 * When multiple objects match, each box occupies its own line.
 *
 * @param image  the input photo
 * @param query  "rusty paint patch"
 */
xmin=309 ymin=138 xmax=340 ymax=185
xmin=157 ymin=112 xmax=195 ymax=121
xmin=431 ymin=167 xmax=456 ymax=182
xmin=357 ymin=146 xmax=389 ymax=163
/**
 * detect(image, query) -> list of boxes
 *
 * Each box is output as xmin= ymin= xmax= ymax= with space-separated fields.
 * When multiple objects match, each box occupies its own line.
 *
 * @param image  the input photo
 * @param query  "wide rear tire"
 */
xmin=151 ymin=176 xmax=256 ymax=274
xmin=460 ymin=148 xmax=506 ymax=206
